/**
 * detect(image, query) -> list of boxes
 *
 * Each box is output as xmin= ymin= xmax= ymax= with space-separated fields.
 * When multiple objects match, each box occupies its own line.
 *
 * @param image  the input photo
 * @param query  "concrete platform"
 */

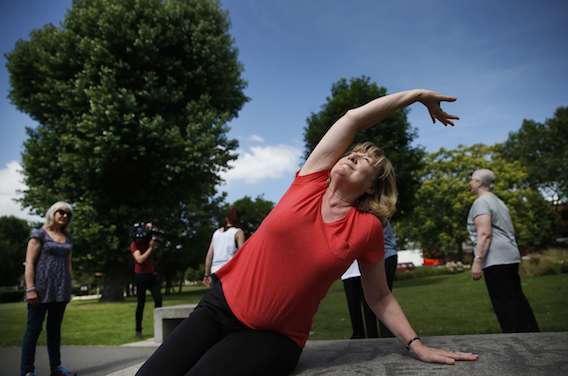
xmin=1 ymin=332 xmax=566 ymax=376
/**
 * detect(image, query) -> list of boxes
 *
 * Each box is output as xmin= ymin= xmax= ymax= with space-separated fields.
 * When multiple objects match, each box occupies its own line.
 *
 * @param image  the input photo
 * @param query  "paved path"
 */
xmin=2 ymin=332 xmax=567 ymax=376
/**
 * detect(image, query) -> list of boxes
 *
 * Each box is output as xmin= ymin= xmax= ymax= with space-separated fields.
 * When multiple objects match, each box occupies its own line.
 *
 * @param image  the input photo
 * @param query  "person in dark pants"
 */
xmin=342 ymin=261 xmax=378 ymax=338
xmin=129 ymin=222 xmax=163 ymax=337
xmin=467 ymin=169 xmax=539 ymax=333
xmin=342 ymin=221 xmax=398 ymax=339
xmin=136 ymin=89 xmax=478 ymax=376
xmin=21 ymin=201 xmax=75 ymax=376
xmin=378 ymin=221 xmax=398 ymax=338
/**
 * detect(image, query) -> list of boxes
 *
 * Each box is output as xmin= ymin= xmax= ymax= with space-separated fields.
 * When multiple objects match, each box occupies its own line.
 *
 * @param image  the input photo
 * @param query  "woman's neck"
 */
xmin=47 ymin=224 xmax=64 ymax=234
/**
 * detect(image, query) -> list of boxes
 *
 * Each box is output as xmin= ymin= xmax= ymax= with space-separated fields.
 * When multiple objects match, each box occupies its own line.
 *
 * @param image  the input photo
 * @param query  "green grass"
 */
xmin=0 ymin=286 xmax=209 ymax=346
xmin=1 ymin=273 xmax=567 ymax=346
xmin=311 ymin=272 xmax=568 ymax=339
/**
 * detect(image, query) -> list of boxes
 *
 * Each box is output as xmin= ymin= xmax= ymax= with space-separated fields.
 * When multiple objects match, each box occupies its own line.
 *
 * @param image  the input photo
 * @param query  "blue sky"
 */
xmin=1 ymin=0 xmax=567 ymax=219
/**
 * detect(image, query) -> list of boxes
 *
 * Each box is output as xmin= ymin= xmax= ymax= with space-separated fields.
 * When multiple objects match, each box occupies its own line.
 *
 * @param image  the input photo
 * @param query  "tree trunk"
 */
xmin=100 ymin=275 xmax=126 ymax=301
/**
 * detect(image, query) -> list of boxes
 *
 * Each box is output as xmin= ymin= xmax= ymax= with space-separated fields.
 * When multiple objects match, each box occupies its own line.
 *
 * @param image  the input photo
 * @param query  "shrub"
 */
xmin=395 ymin=265 xmax=465 ymax=281
xmin=520 ymin=248 xmax=568 ymax=277
xmin=0 ymin=287 xmax=23 ymax=303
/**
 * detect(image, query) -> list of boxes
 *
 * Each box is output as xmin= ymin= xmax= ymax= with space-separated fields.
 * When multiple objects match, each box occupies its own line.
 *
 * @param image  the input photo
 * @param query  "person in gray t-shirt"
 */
xmin=467 ymin=169 xmax=539 ymax=333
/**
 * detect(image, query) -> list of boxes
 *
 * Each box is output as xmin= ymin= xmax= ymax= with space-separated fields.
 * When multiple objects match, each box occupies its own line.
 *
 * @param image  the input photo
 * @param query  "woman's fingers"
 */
xmin=450 ymin=351 xmax=479 ymax=361
xmin=419 ymin=347 xmax=479 ymax=364
xmin=440 ymin=95 xmax=457 ymax=102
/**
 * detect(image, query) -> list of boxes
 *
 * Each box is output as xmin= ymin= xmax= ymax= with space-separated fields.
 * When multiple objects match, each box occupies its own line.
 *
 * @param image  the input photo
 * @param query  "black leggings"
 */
xmin=136 ymin=278 xmax=302 ymax=376
xmin=483 ymin=263 xmax=539 ymax=333
xmin=342 ymin=276 xmax=378 ymax=338
xmin=135 ymin=273 xmax=163 ymax=332
xmin=342 ymin=255 xmax=398 ymax=339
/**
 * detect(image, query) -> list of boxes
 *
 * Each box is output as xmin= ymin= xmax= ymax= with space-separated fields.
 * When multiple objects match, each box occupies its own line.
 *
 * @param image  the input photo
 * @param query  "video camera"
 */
xmin=129 ymin=222 xmax=164 ymax=241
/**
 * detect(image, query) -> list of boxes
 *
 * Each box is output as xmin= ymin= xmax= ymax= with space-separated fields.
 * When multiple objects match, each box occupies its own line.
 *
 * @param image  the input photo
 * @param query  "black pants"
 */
xmin=20 ymin=302 xmax=67 ymax=376
xmin=343 ymin=276 xmax=378 ymax=338
xmin=378 ymin=254 xmax=397 ymax=338
xmin=135 ymin=273 xmax=163 ymax=332
xmin=483 ymin=263 xmax=540 ymax=333
xmin=136 ymin=278 xmax=302 ymax=376
xmin=342 ymin=255 xmax=397 ymax=339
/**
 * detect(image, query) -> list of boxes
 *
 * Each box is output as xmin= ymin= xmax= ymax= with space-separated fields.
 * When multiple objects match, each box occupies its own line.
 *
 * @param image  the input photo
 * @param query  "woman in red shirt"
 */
xmin=136 ymin=89 xmax=478 ymax=375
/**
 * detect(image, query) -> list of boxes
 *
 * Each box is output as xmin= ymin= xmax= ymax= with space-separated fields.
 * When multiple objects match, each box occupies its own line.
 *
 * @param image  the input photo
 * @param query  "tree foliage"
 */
xmin=6 ymin=0 xmax=247 ymax=299
xmin=222 ymin=195 xmax=274 ymax=238
xmin=501 ymin=107 xmax=568 ymax=205
xmin=0 ymin=216 xmax=32 ymax=286
xmin=303 ymin=77 xmax=424 ymax=220
xmin=403 ymin=144 xmax=555 ymax=258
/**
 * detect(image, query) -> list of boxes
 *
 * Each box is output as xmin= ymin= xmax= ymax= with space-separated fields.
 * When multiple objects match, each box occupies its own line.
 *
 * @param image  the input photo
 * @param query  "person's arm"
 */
xmin=300 ymin=89 xmax=458 ymax=175
xmin=235 ymin=229 xmax=245 ymax=249
xmin=471 ymin=214 xmax=492 ymax=280
xmin=132 ymin=239 xmax=156 ymax=264
xmin=24 ymin=238 xmax=42 ymax=303
xmin=359 ymin=260 xmax=478 ymax=364
xmin=202 ymin=239 xmax=215 ymax=286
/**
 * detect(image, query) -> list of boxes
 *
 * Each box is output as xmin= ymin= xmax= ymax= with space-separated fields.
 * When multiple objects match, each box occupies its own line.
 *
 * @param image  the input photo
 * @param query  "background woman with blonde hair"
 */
xmin=137 ymin=89 xmax=478 ymax=375
xmin=20 ymin=201 xmax=75 ymax=376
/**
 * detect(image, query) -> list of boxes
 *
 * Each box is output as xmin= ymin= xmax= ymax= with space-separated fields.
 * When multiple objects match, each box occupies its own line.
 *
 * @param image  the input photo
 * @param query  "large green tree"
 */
xmin=405 ymin=144 xmax=555 ymax=259
xmin=501 ymin=107 xmax=568 ymax=205
xmin=229 ymin=195 xmax=274 ymax=238
xmin=6 ymin=0 xmax=247 ymax=299
xmin=0 ymin=216 xmax=32 ymax=287
xmin=303 ymin=77 xmax=424 ymax=220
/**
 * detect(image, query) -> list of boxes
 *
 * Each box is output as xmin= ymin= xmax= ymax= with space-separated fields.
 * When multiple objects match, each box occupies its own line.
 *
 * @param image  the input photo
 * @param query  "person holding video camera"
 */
xmin=129 ymin=222 xmax=163 ymax=337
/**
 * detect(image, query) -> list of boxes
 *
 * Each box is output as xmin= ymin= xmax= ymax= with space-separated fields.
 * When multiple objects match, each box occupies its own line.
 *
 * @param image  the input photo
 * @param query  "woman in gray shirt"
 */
xmin=467 ymin=169 xmax=539 ymax=333
xmin=21 ymin=201 xmax=75 ymax=376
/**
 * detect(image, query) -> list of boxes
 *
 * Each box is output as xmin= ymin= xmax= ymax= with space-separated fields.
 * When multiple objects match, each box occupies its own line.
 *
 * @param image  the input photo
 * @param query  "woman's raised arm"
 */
xmin=300 ymin=89 xmax=458 ymax=176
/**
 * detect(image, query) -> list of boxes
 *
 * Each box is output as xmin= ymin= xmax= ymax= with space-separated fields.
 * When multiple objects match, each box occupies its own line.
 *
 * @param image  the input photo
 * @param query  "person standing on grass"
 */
xmin=378 ymin=220 xmax=398 ymax=338
xmin=341 ymin=221 xmax=397 ymax=339
xmin=130 ymin=222 xmax=163 ymax=338
xmin=136 ymin=89 xmax=478 ymax=376
xmin=21 ymin=201 xmax=75 ymax=376
xmin=467 ymin=168 xmax=540 ymax=333
xmin=202 ymin=207 xmax=245 ymax=287
xmin=341 ymin=260 xmax=378 ymax=338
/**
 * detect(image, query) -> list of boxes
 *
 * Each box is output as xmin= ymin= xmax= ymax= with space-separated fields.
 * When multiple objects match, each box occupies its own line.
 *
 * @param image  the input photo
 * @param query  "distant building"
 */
xmin=397 ymin=249 xmax=423 ymax=267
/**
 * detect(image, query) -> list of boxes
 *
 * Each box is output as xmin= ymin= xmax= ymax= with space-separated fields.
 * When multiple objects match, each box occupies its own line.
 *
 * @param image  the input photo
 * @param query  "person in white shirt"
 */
xmin=203 ymin=207 xmax=245 ymax=286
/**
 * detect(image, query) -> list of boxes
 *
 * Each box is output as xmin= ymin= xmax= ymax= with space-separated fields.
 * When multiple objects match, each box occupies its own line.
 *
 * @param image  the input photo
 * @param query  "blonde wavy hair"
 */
xmin=44 ymin=201 xmax=73 ymax=234
xmin=350 ymin=142 xmax=398 ymax=222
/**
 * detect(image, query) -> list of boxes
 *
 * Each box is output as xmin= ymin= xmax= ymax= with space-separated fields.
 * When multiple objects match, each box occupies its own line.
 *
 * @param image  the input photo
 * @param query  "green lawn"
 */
xmin=1 ymin=273 xmax=567 ymax=346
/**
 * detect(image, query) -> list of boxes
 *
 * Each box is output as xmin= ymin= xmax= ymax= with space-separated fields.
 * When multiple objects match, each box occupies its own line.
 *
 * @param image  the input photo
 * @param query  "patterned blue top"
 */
xmin=30 ymin=228 xmax=73 ymax=303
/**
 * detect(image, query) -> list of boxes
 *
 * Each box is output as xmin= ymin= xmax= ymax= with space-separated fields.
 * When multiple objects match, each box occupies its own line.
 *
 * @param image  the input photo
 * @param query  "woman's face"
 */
xmin=53 ymin=209 xmax=71 ymax=227
xmin=469 ymin=173 xmax=483 ymax=194
xmin=330 ymin=151 xmax=378 ymax=193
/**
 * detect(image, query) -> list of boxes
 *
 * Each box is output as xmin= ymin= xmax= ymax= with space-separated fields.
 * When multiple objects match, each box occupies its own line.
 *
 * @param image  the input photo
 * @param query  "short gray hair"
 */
xmin=44 ymin=201 xmax=73 ymax=233
xmin=473 ymin=169 xmax=496 ymax=188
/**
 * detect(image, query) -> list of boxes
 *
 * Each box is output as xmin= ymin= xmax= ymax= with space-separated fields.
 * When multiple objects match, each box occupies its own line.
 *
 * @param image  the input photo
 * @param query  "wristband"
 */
xmin=26 ymin=287 xmax=37 ymax=293
xmin=406 ymin=336 xmax=421 ymax=351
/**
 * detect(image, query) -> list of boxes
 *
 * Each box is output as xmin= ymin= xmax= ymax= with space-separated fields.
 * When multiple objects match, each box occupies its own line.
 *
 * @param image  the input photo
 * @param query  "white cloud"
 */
xmin=0 ymin=161 xmax=40 ymax=221
xmin=248 ymin=134 xmax=265 ymax=143
xmin=221 ymin=144 xmax=302 ymax=184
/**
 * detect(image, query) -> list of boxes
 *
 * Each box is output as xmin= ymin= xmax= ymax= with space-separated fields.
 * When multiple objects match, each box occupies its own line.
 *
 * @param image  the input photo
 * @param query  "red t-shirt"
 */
xmin=129 ymin=239 xmax=155 ymax=274
xmin=216 ymin=169 xmax=384 ymax=347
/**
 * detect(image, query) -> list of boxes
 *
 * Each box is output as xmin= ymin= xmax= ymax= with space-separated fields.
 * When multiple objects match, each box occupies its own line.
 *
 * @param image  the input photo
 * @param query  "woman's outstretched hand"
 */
xmin=418 ymin=90 xmax=460 ymax=126
xmin=411 ymin=341 xmax=478 ymax=365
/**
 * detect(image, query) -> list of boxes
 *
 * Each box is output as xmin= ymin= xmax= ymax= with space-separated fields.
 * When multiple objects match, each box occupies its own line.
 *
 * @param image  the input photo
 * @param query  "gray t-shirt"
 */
xmin=31 ymin=227 xmax=73 ymax=303
xmin=467 ymin=192 xmax=520 ymax=269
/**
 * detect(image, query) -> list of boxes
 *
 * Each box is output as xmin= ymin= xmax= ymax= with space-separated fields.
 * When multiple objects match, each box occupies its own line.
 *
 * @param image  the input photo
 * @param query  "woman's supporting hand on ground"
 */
xmin=411 ymin=341 xmax=479 ymax=364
